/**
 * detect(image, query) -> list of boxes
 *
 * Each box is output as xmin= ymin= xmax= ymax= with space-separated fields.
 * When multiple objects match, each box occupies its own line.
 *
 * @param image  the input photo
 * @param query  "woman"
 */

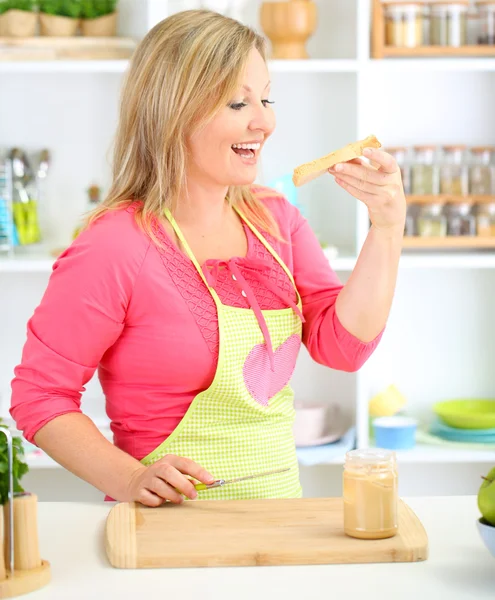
xmin=10 ymin=11 xmax=406 ymax=507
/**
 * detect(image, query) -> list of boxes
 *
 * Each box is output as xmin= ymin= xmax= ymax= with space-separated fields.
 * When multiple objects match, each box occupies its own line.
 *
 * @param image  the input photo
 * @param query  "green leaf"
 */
xmin=81 ymin=0 xmax=117 ymax=19
xmin=39 ymin=0 xmax=82 ymax=18
xmin=0 ymin=419 xmax=30 ymax=505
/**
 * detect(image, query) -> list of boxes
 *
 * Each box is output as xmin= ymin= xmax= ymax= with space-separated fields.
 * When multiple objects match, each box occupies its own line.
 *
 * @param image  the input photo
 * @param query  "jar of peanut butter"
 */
xmin=343 ymin=448 xmax=398 ymax=540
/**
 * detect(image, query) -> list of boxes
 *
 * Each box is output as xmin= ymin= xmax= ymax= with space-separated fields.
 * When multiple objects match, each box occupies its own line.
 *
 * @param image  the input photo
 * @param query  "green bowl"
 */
xmin=433 ymin=399 xmax=495 ymax=430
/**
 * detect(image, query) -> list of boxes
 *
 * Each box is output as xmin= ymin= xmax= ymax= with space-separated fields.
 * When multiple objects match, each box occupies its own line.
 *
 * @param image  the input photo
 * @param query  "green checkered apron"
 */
xmin=141 ymin=206 xmax=303 ymax=499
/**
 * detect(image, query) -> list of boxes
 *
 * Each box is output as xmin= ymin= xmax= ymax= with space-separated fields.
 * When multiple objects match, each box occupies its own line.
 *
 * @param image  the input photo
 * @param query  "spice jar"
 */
xmin=405 ymin=204 xmax=417 ymax=236
xmin=440 ymin=145 xmax=468 ymax=196
xmin=470 ymin=147 xmax=495 ymax=195
xmin=476 ymin=201 xmax=495 ymax=235
xmin=385 ymin=147 xmax=411 ymax=194
xmin=447 ymin=201 xmax=476 ymax=235
xmin=477 ymin=1 xmax=495 ymax=44
xmin=343 ymin=448 xmax=398 ymax=540
xmin=384 ymin=3 xmax=424 ymax=47
xmin=417 ymin=202 xmax=447 ymax=236
xmin=430 ymin=1 xmax=468 ymax=46
xmin=411 ymin=146 xmax=439 ymax=195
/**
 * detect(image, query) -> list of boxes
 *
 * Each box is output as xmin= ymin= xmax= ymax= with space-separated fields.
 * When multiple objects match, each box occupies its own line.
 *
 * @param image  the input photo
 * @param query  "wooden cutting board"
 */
xmin=105 ymin=497 xmax=428 ymax=568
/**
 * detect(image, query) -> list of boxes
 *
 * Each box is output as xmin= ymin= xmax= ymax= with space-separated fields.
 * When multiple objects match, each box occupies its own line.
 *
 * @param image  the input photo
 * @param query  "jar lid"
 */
xmin=413 ymin=145 xmax=436 ymax=151
xmin=345 ymin=448 xmax=396 ymax=467
xmin=442 ymin=144 xmax=467 ymax=151
xmin=471 ymin=146 xmax=495 ymax=153
xmin=384 ymin=146 xmax=407 ymax=152
xmin=475 ymin=1 xmax=495 ymax=5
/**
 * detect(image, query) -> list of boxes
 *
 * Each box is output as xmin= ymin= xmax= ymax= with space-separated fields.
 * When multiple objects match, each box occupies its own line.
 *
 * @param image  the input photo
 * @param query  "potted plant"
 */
xmin=80 ymin=0 xmax=118 ymax=36
xmin=39 ymin=0 xmax=81 ymax=36
xmin=0 ymin=0 xmax=38 ymax=37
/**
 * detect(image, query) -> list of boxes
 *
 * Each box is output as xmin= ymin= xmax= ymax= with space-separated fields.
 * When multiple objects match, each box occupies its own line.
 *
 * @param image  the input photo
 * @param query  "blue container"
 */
xmin=372 ymin=416 xmax=417 ymax=450
xmin=267 ymin=174 xmax=306 ymax=218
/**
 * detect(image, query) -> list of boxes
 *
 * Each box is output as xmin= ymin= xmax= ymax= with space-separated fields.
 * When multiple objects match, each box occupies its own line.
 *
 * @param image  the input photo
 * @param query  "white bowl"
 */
xmin=477 ymin=518 xmax=495 ymax=557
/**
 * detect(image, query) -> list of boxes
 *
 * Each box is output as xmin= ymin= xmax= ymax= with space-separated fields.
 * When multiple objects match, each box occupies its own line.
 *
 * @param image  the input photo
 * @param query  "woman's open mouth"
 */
xmin=231 ymin=142 xmax=261 ymax=162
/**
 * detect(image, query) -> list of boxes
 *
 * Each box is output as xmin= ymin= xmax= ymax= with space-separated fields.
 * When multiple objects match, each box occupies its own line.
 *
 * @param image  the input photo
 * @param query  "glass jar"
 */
xmin=343 ymin=448 xmax=398 ymax=540
xmin=476 ymin=202 xmax=495 ymax=236
xmin=470 ymin=147 xmax=495 ymax=195
xmin=440 ymin=145 xmax=468 ymax=196
xmin=417 ymin=202 xmax=447 ymax=236
xmin=447 ymin=202 xmax=476 ymax=235
xmin=411 ymin=146 xmax=439 ymax=195
xmin=384 ymin=3 xmax=424 ymax=47
xmin=477 ymin=1 xmax=495 ymax=44
xmin=385 ymin=147 xmax=411 ymax=194
xmin=430 ymin=1 xmax=468 ymax=46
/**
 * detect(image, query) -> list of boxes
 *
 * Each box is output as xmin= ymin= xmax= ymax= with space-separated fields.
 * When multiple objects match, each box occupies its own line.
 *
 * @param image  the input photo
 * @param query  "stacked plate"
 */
xmin=431 ymin=399 xmax=495 ymax=443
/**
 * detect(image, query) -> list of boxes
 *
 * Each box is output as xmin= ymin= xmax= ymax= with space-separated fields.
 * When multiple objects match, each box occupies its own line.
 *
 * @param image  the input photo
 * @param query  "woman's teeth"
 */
xmin=232 ymin=143 xmax=261 ymax=150
xmin=231 ymin=142 xmax=260 ymax=159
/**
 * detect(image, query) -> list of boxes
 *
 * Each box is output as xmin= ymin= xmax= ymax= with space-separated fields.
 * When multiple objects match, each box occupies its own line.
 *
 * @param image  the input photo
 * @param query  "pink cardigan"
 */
xmin=10 ymin=188 xmax=383 ymax=460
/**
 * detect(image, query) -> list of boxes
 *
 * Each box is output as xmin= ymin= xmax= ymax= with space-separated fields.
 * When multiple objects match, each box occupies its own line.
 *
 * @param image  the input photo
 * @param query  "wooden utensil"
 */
xmin=105 ymin=497 xmax=428 ymax=569
xmin=260 ymin=1 xmax=317 ymax=60
xmin=0 ymin=428 xmax=50 ymax=598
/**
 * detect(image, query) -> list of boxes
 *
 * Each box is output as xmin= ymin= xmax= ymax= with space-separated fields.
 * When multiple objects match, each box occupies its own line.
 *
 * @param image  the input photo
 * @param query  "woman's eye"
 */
xmin=229 ymin=102 xmax=247 ymax=111
xmin=262 ymin=100 xmax=275 ymax=107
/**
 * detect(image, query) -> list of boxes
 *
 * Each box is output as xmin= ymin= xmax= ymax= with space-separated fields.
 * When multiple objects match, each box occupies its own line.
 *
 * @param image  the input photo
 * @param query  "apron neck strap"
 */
xmin=163 ymin=206 xmax=215 ymax=294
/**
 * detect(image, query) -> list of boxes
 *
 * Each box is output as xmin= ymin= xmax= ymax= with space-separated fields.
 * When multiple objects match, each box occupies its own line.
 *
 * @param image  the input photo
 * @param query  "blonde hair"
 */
xmin=85 ymin=9 xmax=280 ymax=241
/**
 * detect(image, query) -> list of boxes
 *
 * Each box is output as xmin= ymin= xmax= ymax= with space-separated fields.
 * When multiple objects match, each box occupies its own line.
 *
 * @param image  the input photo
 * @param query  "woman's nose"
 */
xmin=249 ymin=104 xmax=275 ymax=135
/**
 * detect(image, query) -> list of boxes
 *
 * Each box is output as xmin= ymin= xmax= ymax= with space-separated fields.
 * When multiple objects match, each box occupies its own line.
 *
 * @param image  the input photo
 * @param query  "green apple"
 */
xmin=478 ymin=466 xmax=495 ymax=526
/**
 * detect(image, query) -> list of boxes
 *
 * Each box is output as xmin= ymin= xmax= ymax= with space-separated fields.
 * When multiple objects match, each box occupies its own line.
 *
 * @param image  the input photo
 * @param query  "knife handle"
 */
xmin=194 ymin=479 xmax=224 ymax=491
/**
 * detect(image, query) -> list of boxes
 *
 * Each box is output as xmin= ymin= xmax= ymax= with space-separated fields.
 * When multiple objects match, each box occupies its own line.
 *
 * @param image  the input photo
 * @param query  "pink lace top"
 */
xmin=10 ymin=187 xmax=383 ymax=460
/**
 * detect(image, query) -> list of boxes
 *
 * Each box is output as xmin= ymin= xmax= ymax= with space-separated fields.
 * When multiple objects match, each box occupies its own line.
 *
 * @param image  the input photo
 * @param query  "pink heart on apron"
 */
xmin=243 ymin=334 xmax=301 ymax=407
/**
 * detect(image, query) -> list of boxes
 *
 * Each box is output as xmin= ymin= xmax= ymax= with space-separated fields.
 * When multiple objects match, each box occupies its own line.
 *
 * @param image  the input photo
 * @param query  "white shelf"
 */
xmin=369 ymin=58 xmax=495 ymax=72
xmin=0 ymin=58 xmax=359 ymax=75
xmin=391 ymin=444 xmax=495 ymax=464
xmin=0 ymin=254 xmax=55 ymax=273
xmin=0 ymin=60 xmax=130 ymax=73
xmin=0 ymin=249 xmax=358 ymax=273
xmin=399 ymin=252 xmax=495 ymax=269
xmin=268 ymin=59 xmax=358 ymax=73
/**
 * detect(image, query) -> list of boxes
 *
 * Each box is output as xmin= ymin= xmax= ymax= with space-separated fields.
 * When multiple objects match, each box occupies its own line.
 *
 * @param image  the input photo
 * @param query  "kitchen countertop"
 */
xmin=23 ymin=496 xmax=495 ymax=599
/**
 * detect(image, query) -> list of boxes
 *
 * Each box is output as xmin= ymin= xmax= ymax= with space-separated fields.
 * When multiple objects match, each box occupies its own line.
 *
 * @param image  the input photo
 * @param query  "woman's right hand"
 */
xmin=126 ymin=454 xmax=215 ymax=507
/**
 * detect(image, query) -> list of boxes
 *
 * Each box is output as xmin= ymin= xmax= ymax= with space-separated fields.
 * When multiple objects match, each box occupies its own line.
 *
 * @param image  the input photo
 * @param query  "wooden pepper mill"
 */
xmin=0 ymin=428 xmax=50 ymax=598
xmin=260 ymin=0 xmax=318 ymax=59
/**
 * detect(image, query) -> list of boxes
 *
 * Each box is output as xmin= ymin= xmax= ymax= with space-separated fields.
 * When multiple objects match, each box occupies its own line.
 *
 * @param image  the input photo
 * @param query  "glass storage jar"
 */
xmin=447 ymin=201 xmax=476 ymax=235
xmin=417 ymin=202 xmax=447 ymax=236
xmin=440 ymin=145 xmax=468 ymax=196
xmin=477 ymin=0 xmax=495 ymax=44
xmin=343 ymin=449 xmax=398 ymax=540
xmin=470 ymin=147 xmax=495 ymax=195
xmin=385 ymin=146 xmax=411 ymax=194
xmin=411 ymin=146 xmax=439 ymax=195
xmin=430 ymin=1 xmax=468 ymax=46
xmin=476 ymin=202 xmax=495 ymax=236
xmin=384 ymin=3 xmax=424 ymax=47
xmin=405 ymin=203 xmax=418 ymax=236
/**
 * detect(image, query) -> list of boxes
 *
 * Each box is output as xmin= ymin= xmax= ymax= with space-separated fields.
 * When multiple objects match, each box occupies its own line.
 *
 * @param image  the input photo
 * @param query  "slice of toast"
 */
xmin=292 ymin=135 xmax=382 ymax=187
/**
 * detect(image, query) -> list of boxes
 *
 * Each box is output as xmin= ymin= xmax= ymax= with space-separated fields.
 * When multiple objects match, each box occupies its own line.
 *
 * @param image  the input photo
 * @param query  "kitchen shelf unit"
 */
xmin=1 ymin=1 xmax=494 ymax=487
xmin=371 ymin=0 xmax=495 ymax=59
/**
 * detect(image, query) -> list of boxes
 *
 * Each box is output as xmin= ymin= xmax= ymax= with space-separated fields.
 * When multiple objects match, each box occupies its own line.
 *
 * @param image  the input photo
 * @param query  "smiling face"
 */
xmin=186 ymin=47 xmax=275 ymax=191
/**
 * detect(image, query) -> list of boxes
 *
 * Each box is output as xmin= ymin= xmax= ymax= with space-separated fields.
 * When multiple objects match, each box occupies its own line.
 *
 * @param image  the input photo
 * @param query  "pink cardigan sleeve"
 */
xmin=263 ymin=193 xmax=384 ymax=372
xmin=10 ymin=210 xmax=150 ymax=443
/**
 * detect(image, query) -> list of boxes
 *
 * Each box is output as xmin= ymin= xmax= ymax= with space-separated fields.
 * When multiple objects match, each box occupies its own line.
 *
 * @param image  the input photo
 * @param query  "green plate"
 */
xmin=433 ymin=399 xmax=495 ymax=430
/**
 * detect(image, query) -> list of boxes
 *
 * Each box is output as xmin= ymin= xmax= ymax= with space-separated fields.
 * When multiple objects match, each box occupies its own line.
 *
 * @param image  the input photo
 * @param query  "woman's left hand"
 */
xmin=329 ymin=147 xmax=406 ymax=235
